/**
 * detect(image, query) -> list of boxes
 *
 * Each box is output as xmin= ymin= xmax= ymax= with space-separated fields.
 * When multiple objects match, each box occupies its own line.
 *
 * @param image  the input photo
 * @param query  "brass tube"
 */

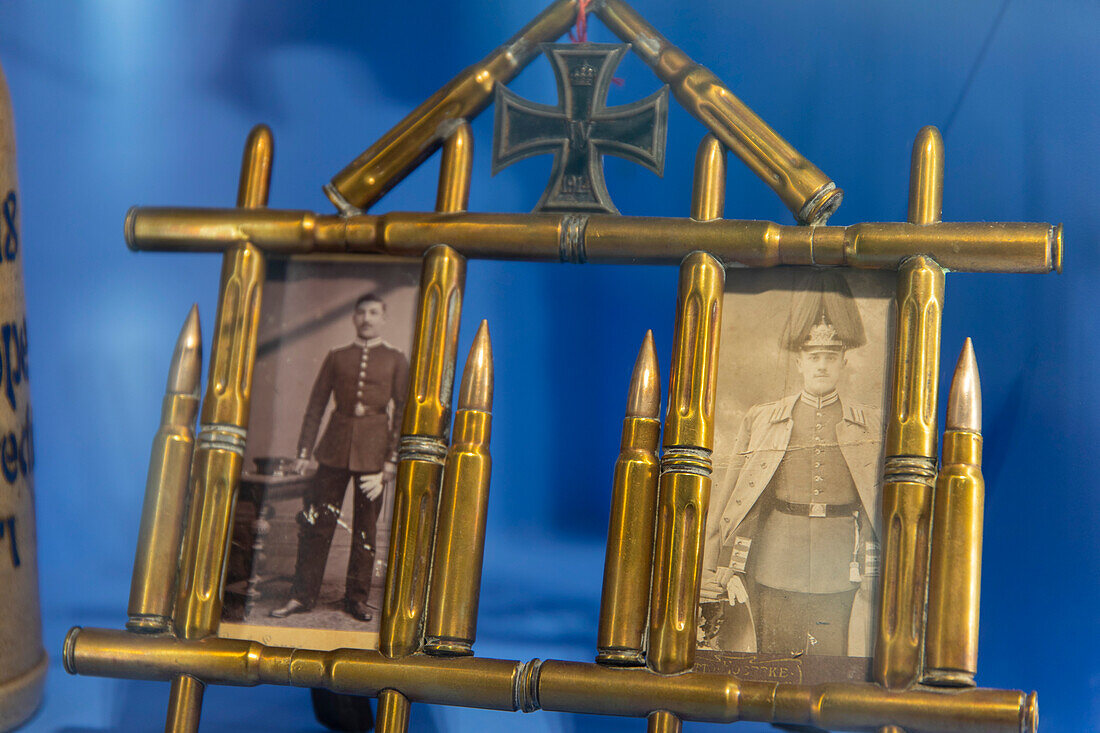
xmin=647 ymin=252 xmax=723 ymax=675
xmin=127 ymin=306 xmax=201 ymax=633
xmin=173 ymin=124 xmax=271 ymax=640
xmin=873 ymin=130 xmax=950 ymax=693
xmin=597 ymin=331 xmax=661 ymax=666
xmin=165 ymin=676 xmax=205 ymax=733
xmin=324 ymin=0 xmax=577 ymax=213
xmin=924 ymin=339 xmax=984 ymax=687
xmin=167 ymin=124 xmax=271 ymax=733
xmin=64 ymin=629 xmax=1038 ymax=732
xmin=873 ymin=253 xmax=945 ymax=691
xmin=425 ymin=321 xmax=494 ymax=656
xmin=908 ymin=127 xmax=944 ymax=226
xmin=124 ymin=207 xmax=1063 ymax=275
xmin=377 ymin=690 xmax=410 ymax=732
xmin=594 ymin=0 xmax=841 ymax=224
xmin=380 ymin=129 xmax=471 ymax=664
xmin=691 ymin=135 xmax=726 ymax=222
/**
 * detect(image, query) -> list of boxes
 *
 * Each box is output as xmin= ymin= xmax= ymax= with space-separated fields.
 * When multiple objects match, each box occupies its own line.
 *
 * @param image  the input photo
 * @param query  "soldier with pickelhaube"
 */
xmin=702 ymin=271 xmax=883 ymax=658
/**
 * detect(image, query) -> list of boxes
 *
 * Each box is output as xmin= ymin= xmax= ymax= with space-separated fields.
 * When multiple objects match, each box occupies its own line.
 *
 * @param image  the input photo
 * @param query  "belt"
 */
xmin=775 ymin=499 xmax=859 ymax=518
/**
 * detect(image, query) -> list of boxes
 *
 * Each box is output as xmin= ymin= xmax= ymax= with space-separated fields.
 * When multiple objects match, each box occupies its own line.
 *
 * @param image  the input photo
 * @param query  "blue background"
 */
xmin=0 ymin=1 xmax=1096 ymax=730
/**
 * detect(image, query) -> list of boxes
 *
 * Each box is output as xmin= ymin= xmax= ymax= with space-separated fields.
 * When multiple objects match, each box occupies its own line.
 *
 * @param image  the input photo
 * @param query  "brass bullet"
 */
xmin=127 ymin=305 xmax=201 ymax=633
xmin=924 ymin=338 xmax=984 ymax=687
xmin=597 ymin=331 xmax=660 ymax=666
xmin=691 ymin=135 xmax=726 ymax=223
xmin=325 ymin=0 xmax=578 ymax=214
xmin=647 ymin=252 xmax=723 ymax=676
xmin=595 ymin=0 xmax=842 ymax=224
xmin=425 ymin=321 xmax=494 ymax=657
xmin=123 ymin=206 xmax=1063 ymax=275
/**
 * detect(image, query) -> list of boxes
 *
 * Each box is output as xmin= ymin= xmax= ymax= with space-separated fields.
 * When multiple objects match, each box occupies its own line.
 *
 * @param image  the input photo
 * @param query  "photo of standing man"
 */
xmin=270 ymin=292 xmax=409 ymax=623
xmin=701 ymin=271 xmax=886 ymax=659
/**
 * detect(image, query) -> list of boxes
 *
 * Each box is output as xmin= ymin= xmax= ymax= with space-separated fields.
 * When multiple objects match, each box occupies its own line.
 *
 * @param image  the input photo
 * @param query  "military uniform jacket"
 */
xmin=298 ymin=340 xmax=409 ymax=474
xmin=708 ymin=393 xmax=883 ymax=551
xmin=705 ymin=392 xmax=884 ymax=655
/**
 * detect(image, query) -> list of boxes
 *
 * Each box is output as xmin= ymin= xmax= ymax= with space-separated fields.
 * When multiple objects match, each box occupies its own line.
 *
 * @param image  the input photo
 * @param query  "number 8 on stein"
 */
xmin=0 ymin=60 xmax=44 ymax=733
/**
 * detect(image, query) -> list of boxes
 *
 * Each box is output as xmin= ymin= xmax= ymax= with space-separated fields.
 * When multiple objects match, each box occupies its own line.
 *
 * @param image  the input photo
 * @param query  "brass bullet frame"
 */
xmin=65 ymin=4 xmax=1060 ymax=724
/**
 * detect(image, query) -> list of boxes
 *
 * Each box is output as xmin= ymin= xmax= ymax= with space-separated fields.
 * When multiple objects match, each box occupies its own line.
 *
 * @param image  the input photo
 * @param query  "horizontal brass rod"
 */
xmin=124 ymin=207 xmax=1062 ymax=274
xmin=65 ymin=628 xmax=1037 ymax=732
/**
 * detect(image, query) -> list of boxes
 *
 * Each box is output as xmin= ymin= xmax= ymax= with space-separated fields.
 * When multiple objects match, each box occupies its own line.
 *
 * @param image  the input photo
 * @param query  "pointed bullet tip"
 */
xmin=458 ymin=321 xmax=493 ymax=412
xmin=946 ymin=338 xmax=981 ymax=433
xmin=166 ymin=305 xmax=203 ymax=396
xmin=626 ymin=330 xmax=660 ymax=419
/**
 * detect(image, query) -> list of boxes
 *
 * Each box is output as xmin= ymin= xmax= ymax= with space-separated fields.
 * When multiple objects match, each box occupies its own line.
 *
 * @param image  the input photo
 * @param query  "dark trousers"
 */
xmin=752 ymin=582 xmax=858 ymax=656
xmin=290 ymin=463 xmax=381 ymax=607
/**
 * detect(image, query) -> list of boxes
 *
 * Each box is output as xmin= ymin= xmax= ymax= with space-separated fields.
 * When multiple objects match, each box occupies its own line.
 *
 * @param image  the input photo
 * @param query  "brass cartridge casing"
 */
xmin=874 ymin=255 xmax=945 ymax=691
xmin=64 ymin=628 xmax=1040 ymax=733
xmin=924 ymin=339 xmax=984 ymax=687
xmin=380 ymin=245 xmax=465 ymax=662
xmin=648 ymin=252 xmax=723 ymax=676
xmin=597 ymin=331 xmax=661 ymax=666
xmin=127 ymin=305 xmax=202 ymax=633
xmin=167 ymin=124 xmax=271 ymax=733
xmin=325 ymin=0 xmax=577 ymax=213
xmin=124 ymin=207 xmax=1063 ymax=275
xmin=425 ymin=321 xmax=494 ymax=657
xmin=595 ymin=0 xmax=841 ymax=224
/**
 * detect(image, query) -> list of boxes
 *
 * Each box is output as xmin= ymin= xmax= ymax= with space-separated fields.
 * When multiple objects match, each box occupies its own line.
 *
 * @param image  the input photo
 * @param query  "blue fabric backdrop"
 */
xmin=0 ymin=1 xmax=1094 ymax=730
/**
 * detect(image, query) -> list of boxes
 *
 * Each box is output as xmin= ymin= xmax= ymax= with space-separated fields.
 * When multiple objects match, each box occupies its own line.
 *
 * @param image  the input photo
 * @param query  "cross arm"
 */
xmin=125 ymin=206 xmax=1062 ymax=275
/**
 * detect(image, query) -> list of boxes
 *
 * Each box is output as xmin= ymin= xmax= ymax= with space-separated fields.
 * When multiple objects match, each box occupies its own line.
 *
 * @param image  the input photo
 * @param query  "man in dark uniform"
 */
xmin=701 ymin=273 xmax=882 ymax=657
xmin=271 ymin=293 xmax=409 ymax=622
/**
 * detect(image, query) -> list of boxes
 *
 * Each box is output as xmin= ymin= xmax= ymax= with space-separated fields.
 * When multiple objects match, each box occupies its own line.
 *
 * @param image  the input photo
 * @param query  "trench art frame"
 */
xmin=64 ymin=2 xmax=1059 ymax=733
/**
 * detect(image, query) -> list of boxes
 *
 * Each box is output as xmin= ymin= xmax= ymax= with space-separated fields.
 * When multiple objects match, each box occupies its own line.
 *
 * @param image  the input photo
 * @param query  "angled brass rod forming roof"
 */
xmin=325 ymin=0 xmax=842 ymax=225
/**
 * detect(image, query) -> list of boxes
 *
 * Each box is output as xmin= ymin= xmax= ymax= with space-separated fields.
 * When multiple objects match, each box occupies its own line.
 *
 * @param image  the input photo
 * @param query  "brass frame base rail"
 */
xmin=65 ymin=627 xmax=1037 ymax=733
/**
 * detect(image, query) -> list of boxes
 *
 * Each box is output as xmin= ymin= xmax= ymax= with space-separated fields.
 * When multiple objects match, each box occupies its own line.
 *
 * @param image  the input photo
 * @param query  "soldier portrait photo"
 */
xmin=217 ymin=259 xmax=419 ymax=651
xmin=698 ymin=269 xmax=894 ymax=680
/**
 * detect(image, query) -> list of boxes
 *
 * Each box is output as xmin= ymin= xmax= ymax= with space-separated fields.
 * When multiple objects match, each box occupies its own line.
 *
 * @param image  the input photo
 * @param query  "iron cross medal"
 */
xmin=492 ymin=43 xmax=669 ymax=215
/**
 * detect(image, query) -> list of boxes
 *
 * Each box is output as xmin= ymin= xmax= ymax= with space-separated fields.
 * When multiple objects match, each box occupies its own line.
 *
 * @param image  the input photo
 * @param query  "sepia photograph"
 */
xmin=696 ymin=268 xmax=895 ymax=684
xmin=217 ymin=257 xmax=420 ymax=651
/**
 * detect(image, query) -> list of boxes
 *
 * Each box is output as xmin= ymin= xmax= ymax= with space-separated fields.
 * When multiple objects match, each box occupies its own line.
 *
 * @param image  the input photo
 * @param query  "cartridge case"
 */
xmin=595 ymin=0 xmax=841 ymax=224
xmin=325 ymin=0 xmax=577 ymax=213
xmin=127 ymin=306 xmax=201 ymax=633
xmin=0 ymin=58 xmax=44 ymax=733
xmin=124 ymin=207 xmax=1063 ymax=275
xmin=924 ymin=431 xmax=983 ymax=686
xmin=924 ymin=340 xmax=984 ymax=686
xmin=425 ymin=322 xmax=493 ymax=656
xmin=380 ymin=245 xmax=466 ymax=660
xmin=597 ymin=333 xmax=661 ymax=666
xmin=648 ymin=253 xmax=723 ymax=675
xmin=873 ymin=256 xmax=945 ymax=691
